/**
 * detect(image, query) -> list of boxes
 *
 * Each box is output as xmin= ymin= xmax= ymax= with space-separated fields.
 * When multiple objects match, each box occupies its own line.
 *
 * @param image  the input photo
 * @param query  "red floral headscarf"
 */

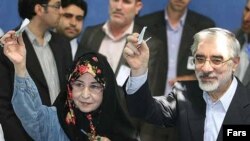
xmin=65 ymin=54 xmax=106 ymax=125
xmin=54 ymin=52 xmax=120 ymax=140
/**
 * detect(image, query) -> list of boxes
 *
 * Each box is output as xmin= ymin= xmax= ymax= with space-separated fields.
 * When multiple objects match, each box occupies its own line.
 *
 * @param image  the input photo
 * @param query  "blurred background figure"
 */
xmin=56 ymin=0 xmax=87 ymax=60
xmin=235 ymin=0 xmax=250 ymax=88
xmin=0 ymin=0 xmax=72 ymax=140
xmin=0 ymin=0 xmax=245 ymax=34
xmin=135 ymin=0 xmax=215 ymax=141
xmin=136 ymin=0 xmax=215 ymax=95
xmin=77 ymin=0 xmax=143 ymax=73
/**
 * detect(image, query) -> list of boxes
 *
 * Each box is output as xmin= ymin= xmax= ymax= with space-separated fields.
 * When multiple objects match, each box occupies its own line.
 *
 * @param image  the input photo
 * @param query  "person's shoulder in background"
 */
xmin=186 ymin=9 xmax=216 ymax=29
xmin=135 ymin=10 xmax=165 ymax=27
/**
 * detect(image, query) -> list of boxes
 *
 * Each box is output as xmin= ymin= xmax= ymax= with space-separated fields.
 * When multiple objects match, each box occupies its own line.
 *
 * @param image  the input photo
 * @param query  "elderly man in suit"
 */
xmin=0 ymin=0 xmax=72 ymax=140
xmin=124 ymin=27 xmax=250 ymax=141
xmin=77 ymin=0 xmax=163 ymax=80
xmin=135 ymin=0 xmax=215 ymax=140
xmin=235 ymin=0 xmax=250 ymax=87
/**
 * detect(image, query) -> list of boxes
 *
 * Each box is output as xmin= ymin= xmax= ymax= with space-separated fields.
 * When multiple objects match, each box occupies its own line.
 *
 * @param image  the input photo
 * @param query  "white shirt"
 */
xmin=203 ymin=77 xmax=238 ymax=141
xmin=0 ymin=124 xmax=5 ymax=141
xmin=99 ymin=21 xmax=134 ymax=72
xmin=70 ymin=38 xmax=78 ymax=60
xmin=25 ymin=27 xmax=60 ymax=104
xmin=164 ymin=9 xmax=187 ymax=95
xmin=126 ymin=71 xmax=148 ymax=94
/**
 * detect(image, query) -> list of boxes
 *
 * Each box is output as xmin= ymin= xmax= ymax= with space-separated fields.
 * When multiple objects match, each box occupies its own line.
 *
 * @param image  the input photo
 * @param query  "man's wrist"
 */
xmin=131 ymin=67 xmax=147 ymax=77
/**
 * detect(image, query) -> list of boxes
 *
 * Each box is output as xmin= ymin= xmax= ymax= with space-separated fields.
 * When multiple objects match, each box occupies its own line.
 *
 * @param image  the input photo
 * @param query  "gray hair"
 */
xmin=190 ymin=27 xmax=240 ymax=58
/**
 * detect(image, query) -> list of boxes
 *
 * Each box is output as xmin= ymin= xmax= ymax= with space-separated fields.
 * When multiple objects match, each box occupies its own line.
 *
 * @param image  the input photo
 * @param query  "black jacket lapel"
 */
xmin=217 ymin=81 xmax=250 ymax=141
xmin=24 ymin=32 xmax=48 ymax=89
xmin=186 ymin=82 xmax=206 ymax=141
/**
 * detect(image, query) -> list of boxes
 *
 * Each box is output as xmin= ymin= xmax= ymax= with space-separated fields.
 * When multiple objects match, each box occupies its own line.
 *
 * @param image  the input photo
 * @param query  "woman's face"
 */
xmin=71 ymin=73 xmax=104 ymax=113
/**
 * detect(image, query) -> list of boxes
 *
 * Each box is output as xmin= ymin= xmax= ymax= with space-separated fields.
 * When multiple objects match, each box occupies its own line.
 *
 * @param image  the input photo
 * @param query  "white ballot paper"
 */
xmin=116 ymin=65 xmax=131 ymax=87
xmin=15 ymin=18 xmax=30 ymax=37
xmin=187 ymin=56 xmax=195 ymax=70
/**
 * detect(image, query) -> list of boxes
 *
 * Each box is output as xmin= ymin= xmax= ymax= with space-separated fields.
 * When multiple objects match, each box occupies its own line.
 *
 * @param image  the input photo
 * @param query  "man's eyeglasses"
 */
xmin=63 ymin=13 xmax=84 ymax=22
xmin=71 ymin=81 xmax=104 ymax=94
xmin=42 ymin=3 xmax=61 ymax=10
xmin=193 ymin=56 xmax=232 ymax=67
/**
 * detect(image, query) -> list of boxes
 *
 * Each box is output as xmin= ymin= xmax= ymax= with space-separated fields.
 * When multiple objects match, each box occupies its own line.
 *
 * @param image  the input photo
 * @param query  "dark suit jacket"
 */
xmin=76 ymin=23 xmax=165 ymax=96
xmin=135 ymin=10 xmax=215 ymax=95
xmin=126 ymin=79 xmax=250 ymax=141
xmin=0 ymin=31 xmax=72 ymax=141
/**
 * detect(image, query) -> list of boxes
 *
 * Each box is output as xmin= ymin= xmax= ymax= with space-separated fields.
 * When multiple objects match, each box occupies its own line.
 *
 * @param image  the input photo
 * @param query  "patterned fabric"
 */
xmin=68 ymin=55 xmax=105 ymax=87
xmin=65 ymin=53 xmax=108 ymax=140
xmin=54 ymin=52 xmax=118 ymax=141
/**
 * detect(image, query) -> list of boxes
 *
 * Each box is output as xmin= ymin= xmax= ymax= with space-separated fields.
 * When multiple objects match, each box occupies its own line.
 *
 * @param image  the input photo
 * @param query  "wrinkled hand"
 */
xmin=0 ymin=30 xmax=27 ymax=76
xmin=123 ymin=33 xmax=149 ymax=76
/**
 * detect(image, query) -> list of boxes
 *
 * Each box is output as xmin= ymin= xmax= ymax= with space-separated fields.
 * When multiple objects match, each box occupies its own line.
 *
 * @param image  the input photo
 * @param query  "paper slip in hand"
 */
xmin=138 ymin=26 xmax=147 ymax=44
xmin=15 ymin=18 xmax=30 ymax=37
xmin=187 ymin=56 xmax=195 ymax=70
xmin=116 ymin=65 xmax=131 ymax=87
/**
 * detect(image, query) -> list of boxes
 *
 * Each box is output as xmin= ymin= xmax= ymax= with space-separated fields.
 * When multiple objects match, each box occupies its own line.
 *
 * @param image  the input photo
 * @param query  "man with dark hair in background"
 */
xmin=56 ymin=0 xmax=87 ymax=60
xmin=0 ymin=0 xmax=72 ymax=140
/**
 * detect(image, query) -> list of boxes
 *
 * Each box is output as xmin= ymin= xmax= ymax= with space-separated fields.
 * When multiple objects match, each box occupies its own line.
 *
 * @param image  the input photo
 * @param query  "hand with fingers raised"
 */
xmin=1 ymin=30 xmax=27 ymax=77
xmin=123 ymin=33 xmax=149 ymax=77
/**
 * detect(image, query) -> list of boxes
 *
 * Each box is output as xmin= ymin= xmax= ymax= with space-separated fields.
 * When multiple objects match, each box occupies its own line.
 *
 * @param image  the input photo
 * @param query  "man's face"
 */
xmin=57 ymin=4 xmax=84 ymax=39
xmin=168 ymin=0 xmax=191 ymax=12
xmin=109 ymin=0 xmax=142 ymax=27
xmin=41 ymin=0 xmax=62 ymax=28
xmin=194 ymin=37 xmax=238 ymax=93
xmin=241 ymin=1 xmax=250 ymax=33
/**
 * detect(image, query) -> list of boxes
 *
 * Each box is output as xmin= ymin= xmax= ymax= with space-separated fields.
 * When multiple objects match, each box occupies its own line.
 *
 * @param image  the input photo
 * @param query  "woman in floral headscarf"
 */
xmin=1 ymin=31 xmax=139 ymax=141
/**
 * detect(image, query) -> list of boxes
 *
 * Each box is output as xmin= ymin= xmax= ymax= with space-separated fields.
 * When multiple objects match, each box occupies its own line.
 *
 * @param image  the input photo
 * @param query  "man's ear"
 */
xmin=135 ymin=1 xmax=143 ymax=15
xmin=232 ymin=56 xmax=240 ymax=72
xmin=34 ymin=4 xmax=46 ymax=16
